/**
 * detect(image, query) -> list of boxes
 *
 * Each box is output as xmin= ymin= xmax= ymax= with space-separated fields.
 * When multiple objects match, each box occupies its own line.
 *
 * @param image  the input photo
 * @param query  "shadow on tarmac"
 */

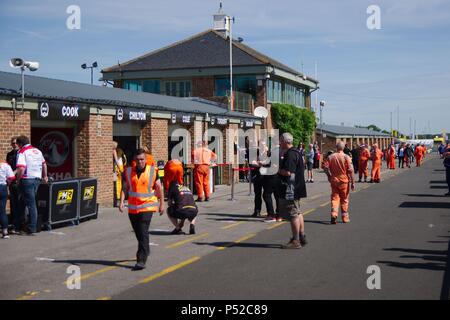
xmin=399 ymin=202 xmax=450 ymax=209
xmin=377 ymin=237 xmax=450 ymax=300
xmin=51 ymin=259 xmax=135 ymax=270
xmin=430 ymin=186 xmax=448 ymax=189
xmin=193 ymin=241 xmax=283 ymax=249
xmin=403 ymin=194 xmax=447 ymax=198
xmin=429 ymin=180 xmax=447 ymax=184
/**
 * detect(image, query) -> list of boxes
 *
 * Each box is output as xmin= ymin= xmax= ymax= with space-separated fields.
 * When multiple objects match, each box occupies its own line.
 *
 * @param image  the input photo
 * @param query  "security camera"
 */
xmin=25 ymin=61 xmax=39 ymax=71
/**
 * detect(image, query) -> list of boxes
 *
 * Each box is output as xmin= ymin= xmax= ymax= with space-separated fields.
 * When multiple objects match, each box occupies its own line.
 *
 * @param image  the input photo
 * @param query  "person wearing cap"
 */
xmin=358 ymin=144 xmax=370 ymax=182
xmin=192 ymin=141 xmax=217 ymax=202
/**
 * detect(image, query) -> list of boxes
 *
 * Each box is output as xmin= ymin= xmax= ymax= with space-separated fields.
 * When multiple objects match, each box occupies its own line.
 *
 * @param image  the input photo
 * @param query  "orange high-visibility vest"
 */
xmin=125 ymin=165 xmax=158 ymax=214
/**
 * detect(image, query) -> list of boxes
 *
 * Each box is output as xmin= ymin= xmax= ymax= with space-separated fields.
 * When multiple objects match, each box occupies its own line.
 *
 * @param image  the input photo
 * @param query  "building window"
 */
xmin=143 ymin=80 xmax=160 ymax=94
xmin=123 ymin=80 xmax=142 ymax=92
xmin=163 ymin=80 xmax=192 ymax=97
xmin=266 ymin=79 xmax=282 ymax=103
xmin=215 ymin=76 xmax=257 ymax=99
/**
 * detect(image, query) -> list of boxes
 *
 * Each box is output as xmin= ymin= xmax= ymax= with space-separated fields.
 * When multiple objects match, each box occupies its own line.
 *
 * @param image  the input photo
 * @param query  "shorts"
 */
xmin=167 ymin=206 xmax=198 ymax=221
xmin=307 ymin=162 xmax=313 ymax=170
xmin=278 ymin=199 xmax=301 ymax=220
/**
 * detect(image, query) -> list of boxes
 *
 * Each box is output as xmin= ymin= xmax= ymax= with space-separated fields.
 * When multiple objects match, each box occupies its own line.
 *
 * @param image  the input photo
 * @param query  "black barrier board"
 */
xmin=78 ymin=178 xmax=98 ymax=218
xmin=49 ymin=180 xmax=79 ymax=224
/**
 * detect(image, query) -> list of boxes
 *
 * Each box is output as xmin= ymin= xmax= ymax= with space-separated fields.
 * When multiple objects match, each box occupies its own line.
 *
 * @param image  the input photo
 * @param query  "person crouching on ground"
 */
xmin=167 ymin=178 xmax=198 ymax=235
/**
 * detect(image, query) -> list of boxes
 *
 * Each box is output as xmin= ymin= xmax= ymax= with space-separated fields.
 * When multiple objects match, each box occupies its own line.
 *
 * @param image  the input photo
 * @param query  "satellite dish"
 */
xmin=254 ymin=106 xmax=268 ymax=118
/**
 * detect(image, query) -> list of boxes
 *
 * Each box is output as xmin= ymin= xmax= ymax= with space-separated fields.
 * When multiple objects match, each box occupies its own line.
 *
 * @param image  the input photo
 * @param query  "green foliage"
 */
xmin=271 ymin=103 xmax=316 ymax=146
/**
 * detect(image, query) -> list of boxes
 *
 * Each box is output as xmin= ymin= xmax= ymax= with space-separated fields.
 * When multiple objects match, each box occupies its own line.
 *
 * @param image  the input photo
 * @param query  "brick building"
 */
xmin=316 ymin=124 xmax=393 ymax=154
xmin=0 ymin=71 xmax=259 ymax=207
xmin=101 ymin=9 xmax=319 ymax=130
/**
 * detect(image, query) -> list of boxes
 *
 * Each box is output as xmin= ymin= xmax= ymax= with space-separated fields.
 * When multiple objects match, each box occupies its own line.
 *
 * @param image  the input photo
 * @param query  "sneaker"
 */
xmin=282 ymin=239 xmax=301 ymax=249
xmin=2 ymin=230 xmax=9 ymax=239
xmin=170 ymin=228 xmax=185 ymax=235
xmin=358 ymin=179 xmax=362 ymax=183
xmin=342 ymin=215 xmax=350 ymax=223
xmin=132 ymin=262 xmax=146 ymax=271
xmin=330 ymin=215 xmax=338 ymax=224
xmin=275 ymin=215 xmax=283 ymax=222
xmin=299 ymin=234 xmax=308 ymax=246
xmin=189 ymin=224 xmax=196 ymax=235
xmin=204 ymin=197 xmax=210 ymax=202
xmin=310 ymin=179 xmax=314 ymax=183
xmin=264 ymin=215 xmax=277 ymax=222
xmin=368 ymin=180 xmax=373 ymax=183
xmin=9 ymin=229 xmax=20 ymax=235
xmin=195 ymin=198 xmax=203 ymax=202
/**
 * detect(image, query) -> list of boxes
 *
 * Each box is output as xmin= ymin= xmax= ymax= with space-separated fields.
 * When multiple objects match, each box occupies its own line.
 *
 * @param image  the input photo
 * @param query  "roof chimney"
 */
xmin=213 ymin=3 xmax=230 ymax=37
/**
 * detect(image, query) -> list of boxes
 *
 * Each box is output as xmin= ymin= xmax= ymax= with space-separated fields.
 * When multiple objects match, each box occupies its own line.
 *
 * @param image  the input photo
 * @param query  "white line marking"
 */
xmin=35 ymin=257 xmax=55 ymax=262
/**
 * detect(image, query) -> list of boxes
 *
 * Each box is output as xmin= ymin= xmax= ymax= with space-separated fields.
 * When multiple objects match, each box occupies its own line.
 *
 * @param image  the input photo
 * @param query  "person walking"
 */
xmin=323 ymin=141 xmax=355 ymax=224
xmin=119 ymin=148 xmax=164 ymax=270
xmin=6 ymin=137 xmax=20 ymax=234
xmin=397 ymin=144 xmax=405 ymax=168
xmin=15 ymin=135 xmax=48 ymax=235
xmin=306 ymin=144 xmax=315 ymax=183
xmin=388 ymin=143 xmax=396 ymax=170
xmin=0 ymin=161 xmax=15 ymax=239
xmin=193 ymin=141 xmax=217 ymax=202
xmin=350 ymin=144 xmax=359 ymax=175
xmin=113 ymin=141 xmax=127 ymax=208
xmin=404 ymin=143 xmax=413 ymax=168
xmin=442 ymin=142 xmax=450 ymax=196
xmin=358 ymin=144 xmax=370 ymax=182
xmin=276 ymin=133 xmax=307 ymax=249
xmin=369 ymin=143 xmax=383 ymax=183
xmin=414 ymin=144 xmax=423 ymax=167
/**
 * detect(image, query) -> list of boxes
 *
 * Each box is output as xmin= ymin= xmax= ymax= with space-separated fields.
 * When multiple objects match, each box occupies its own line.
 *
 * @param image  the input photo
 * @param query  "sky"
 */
xmin=1 ymin=0 xmax=449 ymax=135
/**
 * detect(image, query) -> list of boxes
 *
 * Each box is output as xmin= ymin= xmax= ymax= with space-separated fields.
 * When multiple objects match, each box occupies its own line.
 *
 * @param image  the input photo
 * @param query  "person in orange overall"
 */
xmin=388 ymin=144 xmax=396 ymax=169
xmin=323 ymin=141 xmax=355 ymax=224
xmin=414 ymin=144 xmax=423 ymax=167
xmin=163 ymin=159 xmax=184 ymax=192
xmin=192 ymin=141 xmax=217 ymax=202
xmin=358 ymin=144 xmax=370 ymax=182
xmin=421 ymin=144 xmax=427 ymax=159
xmin=369 ymin=144 xmax=384 ymax=183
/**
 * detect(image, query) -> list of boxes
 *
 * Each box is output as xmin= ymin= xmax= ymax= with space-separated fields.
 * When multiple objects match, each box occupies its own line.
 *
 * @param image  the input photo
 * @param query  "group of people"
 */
xmin=116 ymin=141 xmax=218 ymax=270
xmin=0 ymin=136 xmax=48 ymax=239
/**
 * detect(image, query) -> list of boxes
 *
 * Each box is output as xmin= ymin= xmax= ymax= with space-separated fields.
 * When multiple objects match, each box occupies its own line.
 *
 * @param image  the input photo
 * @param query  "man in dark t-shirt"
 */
xmin=277 ymin=132 xmax=307 ymax=249
xmin=167 ymin=181 xmax=198 ymax=234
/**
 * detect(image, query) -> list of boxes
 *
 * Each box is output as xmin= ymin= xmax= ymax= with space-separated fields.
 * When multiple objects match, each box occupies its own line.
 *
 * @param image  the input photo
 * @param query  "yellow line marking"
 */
xmin=165 ymin=233 xmax=209 ymax=249
xmin=266 ymin=222 xmax=286 ymax=230
xmin=139 ymin=256 xmax=201 ymax=284
xmin=16 ymin=291 xmax=40 ymax=300
xmin=303 ymin=208 xmax=316 ymax=216
xmin=97 ymin=296 xmax=112 ymax=300
xmin=221 ymin=221 xmax=246 ymax=230
xmin=319 ymin=201 xmax=330 ymax=207
xmin=308 ymin=194 xmax=321 ymax=200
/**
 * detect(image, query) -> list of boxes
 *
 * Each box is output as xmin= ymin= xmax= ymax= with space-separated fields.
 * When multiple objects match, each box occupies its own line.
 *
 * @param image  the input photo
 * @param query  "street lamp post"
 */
xmin=319 ymin=100 xmax=326 ymax=153
xmin=81 ymin=61 xmax=98 ymax=85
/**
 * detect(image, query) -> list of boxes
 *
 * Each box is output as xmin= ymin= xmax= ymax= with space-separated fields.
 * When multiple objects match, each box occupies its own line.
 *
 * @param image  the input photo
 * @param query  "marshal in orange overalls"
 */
xmin=388 ymin=145 xmax=396 ymax=169
xmin=414 ymin=145 xmax=423 ymax=167
xmin=358 ymin=147 xmax=370 ymax=181
xmin=324 ymin=151 xmax=354 ymax=223
xmin=370 ymin=145 xmax=384 ymax=183
xmin=192 ymin=144 xmax=217 ymax=201
xmin=164 ymin=159 xmax=184 ymax=191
